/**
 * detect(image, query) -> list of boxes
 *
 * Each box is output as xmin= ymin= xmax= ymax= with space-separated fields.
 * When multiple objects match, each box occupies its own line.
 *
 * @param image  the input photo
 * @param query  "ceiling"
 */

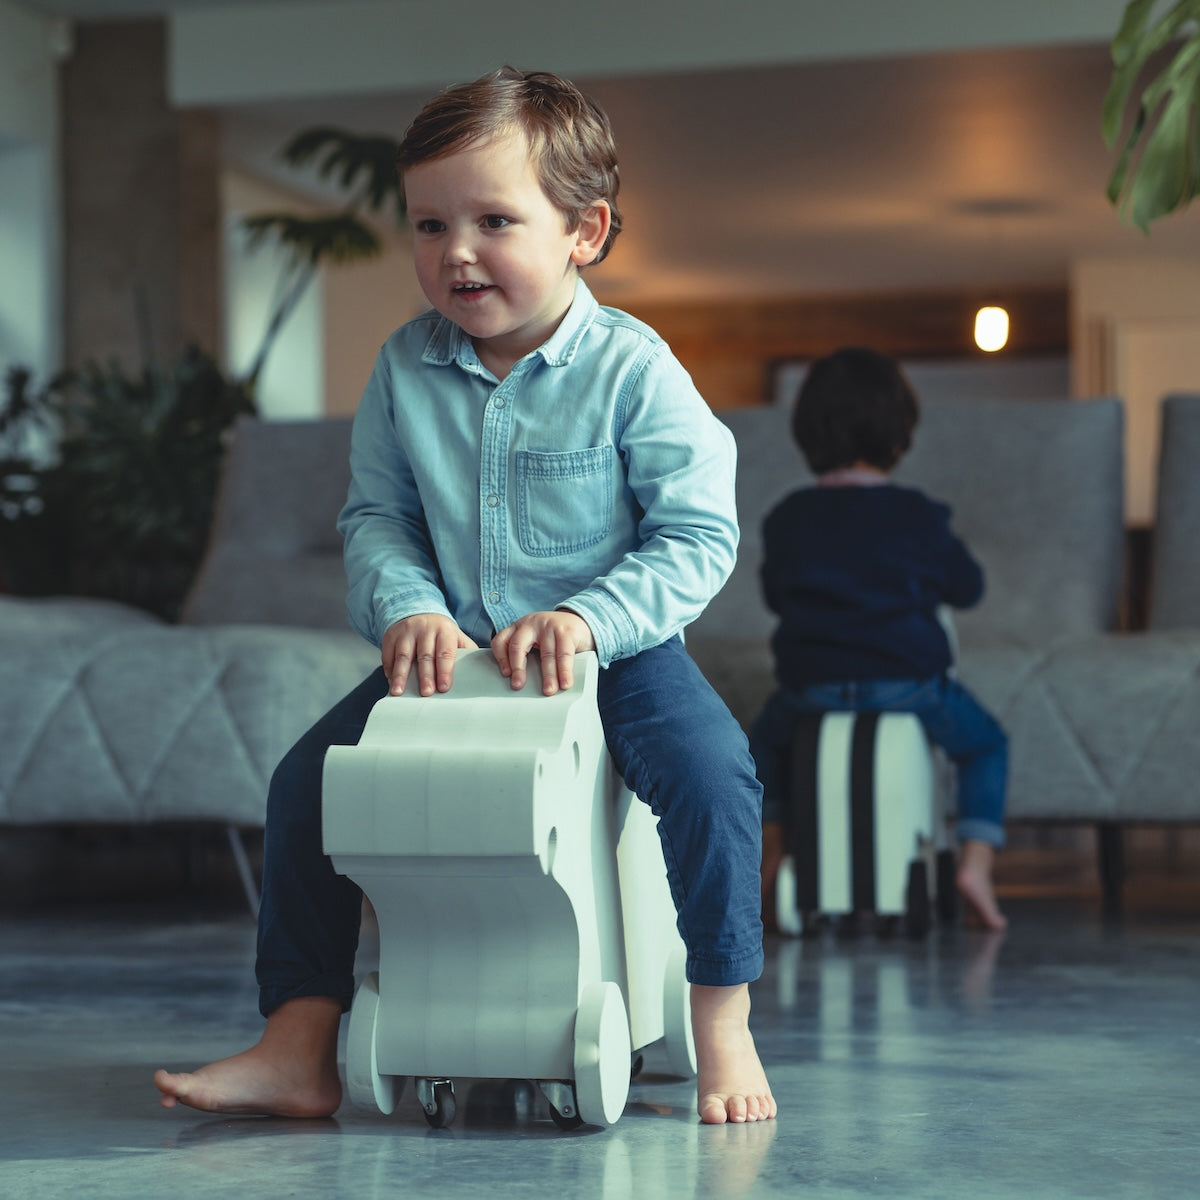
xmin=15 ymin=0 xmax=1200 ymax=305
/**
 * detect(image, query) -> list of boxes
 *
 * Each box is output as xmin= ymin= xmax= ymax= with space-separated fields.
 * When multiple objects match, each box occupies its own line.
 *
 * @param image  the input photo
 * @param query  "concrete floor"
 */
xmin=2 ymin=833 xmax=1197 ymax=1200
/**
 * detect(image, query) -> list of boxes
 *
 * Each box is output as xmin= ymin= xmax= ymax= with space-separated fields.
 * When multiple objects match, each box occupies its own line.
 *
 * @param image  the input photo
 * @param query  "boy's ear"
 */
xmin=570 ymin=200 xmax=611 ymax=266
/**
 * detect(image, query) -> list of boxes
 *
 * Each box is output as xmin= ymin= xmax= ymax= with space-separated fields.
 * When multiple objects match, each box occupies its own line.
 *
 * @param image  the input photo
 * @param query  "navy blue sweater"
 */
xmin=760 ymin=483 xmax=984 ymax=688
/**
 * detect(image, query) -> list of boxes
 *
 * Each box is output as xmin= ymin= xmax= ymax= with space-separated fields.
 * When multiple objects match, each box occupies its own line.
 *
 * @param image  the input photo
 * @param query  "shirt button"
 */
xmin=493 ymin=396 xmax=507 ymax=408
xmin=486 ymin=493 xmax=500 ymax=507
xmin=489 ymin=591 xmax=501 ymax=603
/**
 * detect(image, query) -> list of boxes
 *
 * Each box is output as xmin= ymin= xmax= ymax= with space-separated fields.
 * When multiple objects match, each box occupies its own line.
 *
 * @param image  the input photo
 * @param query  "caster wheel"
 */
xmin=549 ymin=1090 xmax=585 ymax=1131
xmin=936 ymin=849 xmax=959 ymax=923
xmin=417 ymin=1078 xmax=456 ymax=1129
xmin=540 ymin=1079 xmax=584 ymax=1130
xmin=661 ymin=944 xmax=696 ymax=1078
xmin=905 ymin=860 xmax=931 ymax=939
xmin=630 ymin=1053 xmax=645 ymax=1082
xmin=346 ymin=972 xmax=399 ymax=1114
xmin=572 ymin=981 xmax=631 ymax=1127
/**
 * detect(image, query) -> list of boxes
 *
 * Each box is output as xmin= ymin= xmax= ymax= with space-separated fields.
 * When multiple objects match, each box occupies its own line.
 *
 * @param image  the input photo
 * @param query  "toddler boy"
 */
xmin=155 ymin=67 xmax=775 ymax=1125
xmin=750 ymin=347 xmax=1008 ymax=932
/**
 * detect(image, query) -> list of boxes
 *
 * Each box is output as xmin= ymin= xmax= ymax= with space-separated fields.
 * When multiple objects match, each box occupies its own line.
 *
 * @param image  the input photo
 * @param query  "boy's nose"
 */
xmin=444 ymin=234 xmax=477 ymax=266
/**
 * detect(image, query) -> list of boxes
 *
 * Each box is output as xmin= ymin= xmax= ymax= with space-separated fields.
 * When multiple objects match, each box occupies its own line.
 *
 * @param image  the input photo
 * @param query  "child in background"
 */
xmin=155 ymin=66 xmax=775 ymax=1125
xmin=749 ymin=347 xmax=1008 ymax=932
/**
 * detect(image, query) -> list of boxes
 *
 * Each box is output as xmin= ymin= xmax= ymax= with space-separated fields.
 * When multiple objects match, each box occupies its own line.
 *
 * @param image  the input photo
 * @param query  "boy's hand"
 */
xmin=492 ymin=611 xmax=596 ymax=696
xmin=382 ymin=614 xmax=478 ymax=697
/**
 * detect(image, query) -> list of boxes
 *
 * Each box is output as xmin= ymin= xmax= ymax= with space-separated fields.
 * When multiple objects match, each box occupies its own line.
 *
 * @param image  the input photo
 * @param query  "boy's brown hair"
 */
xmin=396 ymin=66 xmax=622 ymax=264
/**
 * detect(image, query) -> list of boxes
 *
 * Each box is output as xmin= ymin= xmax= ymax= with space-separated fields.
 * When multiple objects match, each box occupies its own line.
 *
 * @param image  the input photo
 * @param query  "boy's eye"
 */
xmin=482 ymin=215 xmax=511 ymax=229
xmin=415 ymin=219 xmax=445 ymax=234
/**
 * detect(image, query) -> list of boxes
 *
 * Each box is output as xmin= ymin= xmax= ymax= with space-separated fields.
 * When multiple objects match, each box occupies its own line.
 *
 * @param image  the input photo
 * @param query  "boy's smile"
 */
xmin=404 ymin=129 xmax=609 ymax=379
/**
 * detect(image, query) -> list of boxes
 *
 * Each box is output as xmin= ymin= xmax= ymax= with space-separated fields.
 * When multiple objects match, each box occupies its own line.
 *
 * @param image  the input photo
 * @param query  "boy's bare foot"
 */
xmin=154 ymin=996 xmax=343 ymax=1117
xmin=690 ymin=983 xmax=777 ymax=1125
xmin=956 ymin=840 xmax=1008 ymax=932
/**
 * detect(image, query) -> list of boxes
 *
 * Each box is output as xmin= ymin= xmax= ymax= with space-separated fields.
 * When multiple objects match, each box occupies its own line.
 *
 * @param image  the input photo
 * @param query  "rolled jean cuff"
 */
xmin=259 ymin=971 xmax=355 ymax=1019
xmin=686 ymin=944 xmax=765 ymax=988
xmin=957 ymin=817 xmax=1006 ymax=850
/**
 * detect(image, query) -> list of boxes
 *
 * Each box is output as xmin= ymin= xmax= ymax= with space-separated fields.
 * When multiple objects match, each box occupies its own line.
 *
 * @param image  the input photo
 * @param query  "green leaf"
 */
xmin=1104 ymin=0 xmax=1200 ymax=228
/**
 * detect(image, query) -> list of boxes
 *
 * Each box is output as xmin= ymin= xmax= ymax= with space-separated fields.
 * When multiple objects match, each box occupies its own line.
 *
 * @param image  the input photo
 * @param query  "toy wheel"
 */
xmin=660 ymin=944 xmax=696 ymax=1078
xmin=345 ymin=971 xmax=398 ymax=1114
xmin=572 ymin=981 xmax=631 ymax=1127
xmin=419 ymin=1079 xmax=456 ymax=1129
xmin=905 ymin=860 xmax=931 ymax=939
xmin=548 ymin=1087 xmax=585 ymax=1130
xmin=936 ymin=849 xmax=959 ymax=923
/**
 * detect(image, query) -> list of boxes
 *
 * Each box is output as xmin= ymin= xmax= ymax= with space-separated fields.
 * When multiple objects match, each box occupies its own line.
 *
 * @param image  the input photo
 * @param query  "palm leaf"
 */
xmin=242 ymin=212 xmax=381 ymax=266
xmin=279 ymin=126 xmax=404 ymax=219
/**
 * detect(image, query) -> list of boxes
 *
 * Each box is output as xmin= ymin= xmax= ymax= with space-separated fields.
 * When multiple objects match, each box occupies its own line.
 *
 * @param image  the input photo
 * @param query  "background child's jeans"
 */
xmin=256 ymin=637 xmax=764 ymax=1018
xmin=749 ymin=674 xmax=1007 ymax=849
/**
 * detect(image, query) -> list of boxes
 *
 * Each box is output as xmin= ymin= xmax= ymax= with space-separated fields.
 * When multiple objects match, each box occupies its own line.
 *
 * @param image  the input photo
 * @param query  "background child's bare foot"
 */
xmin=957 ymin=840 xmax=1008 ymax=931
xmin=690 ymin=983 xmax=777 ymax=1124
xmin=154 ymin=996 xmax=342 ymax=1117
xmin=760 ymin=821 xmax=785 ymax=933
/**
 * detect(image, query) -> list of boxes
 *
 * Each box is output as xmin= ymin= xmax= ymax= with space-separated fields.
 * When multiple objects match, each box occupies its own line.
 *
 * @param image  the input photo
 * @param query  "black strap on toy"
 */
xmin=787 ymin=713 xmax=824 ymax=912
xmin=849 ymin=712 xmax=879 ymax=912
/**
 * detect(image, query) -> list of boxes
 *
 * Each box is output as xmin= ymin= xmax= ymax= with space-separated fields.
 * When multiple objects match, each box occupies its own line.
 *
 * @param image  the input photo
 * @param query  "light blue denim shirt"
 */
xmin=337 ymin=280 xmax=738 ymax=667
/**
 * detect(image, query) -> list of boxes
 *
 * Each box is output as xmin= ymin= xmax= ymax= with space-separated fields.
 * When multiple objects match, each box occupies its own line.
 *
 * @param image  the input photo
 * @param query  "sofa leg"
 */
xmin=1096 ymin=822 xmax=1124 ymax=910
xmin=226 ymin=825 xmax=260 ymax=919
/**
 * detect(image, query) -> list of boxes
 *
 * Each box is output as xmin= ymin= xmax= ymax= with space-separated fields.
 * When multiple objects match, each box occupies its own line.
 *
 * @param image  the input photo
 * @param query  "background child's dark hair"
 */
xmin=396 ymin=66 xmax=622 ymax=265
xmin=790 ymin=347 xmax=919 ymax=474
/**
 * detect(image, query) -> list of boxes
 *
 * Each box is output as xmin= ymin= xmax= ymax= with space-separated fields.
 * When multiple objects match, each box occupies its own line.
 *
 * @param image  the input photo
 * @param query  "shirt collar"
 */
xmin=817 ymin=467 xmax=891 ymax=487
xmin=420 ymin=278 xmax=598 ymax=375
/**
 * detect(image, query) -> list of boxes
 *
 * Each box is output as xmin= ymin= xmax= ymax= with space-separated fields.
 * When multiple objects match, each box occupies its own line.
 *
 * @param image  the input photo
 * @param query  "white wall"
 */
xmin=0 ymin=0 xmax=64 ymax=382
xmin=1071 ymin=257 xmax=1200 ymax=524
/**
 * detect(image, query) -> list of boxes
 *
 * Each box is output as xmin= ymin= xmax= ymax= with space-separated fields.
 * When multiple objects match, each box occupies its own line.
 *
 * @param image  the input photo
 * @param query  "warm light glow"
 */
xmin=974 ymin=306 xmax=1009 ymax=352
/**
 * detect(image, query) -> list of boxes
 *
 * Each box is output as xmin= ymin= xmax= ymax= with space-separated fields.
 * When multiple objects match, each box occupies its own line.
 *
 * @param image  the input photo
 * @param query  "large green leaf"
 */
xmin=1103 ymin=0 xmax=1200 ymax=230
xmin=279 ymin=126 xmax=404 ymax=220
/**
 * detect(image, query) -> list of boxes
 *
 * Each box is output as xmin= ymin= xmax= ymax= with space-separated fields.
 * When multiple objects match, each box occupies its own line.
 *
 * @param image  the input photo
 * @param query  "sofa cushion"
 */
xmin=959 ymin=631 xmax=1200 ymax=822
xmin=182 ymin=416 xmax=355 ymax=630
xmin=0 ymin=607 xmax=379 ymax=826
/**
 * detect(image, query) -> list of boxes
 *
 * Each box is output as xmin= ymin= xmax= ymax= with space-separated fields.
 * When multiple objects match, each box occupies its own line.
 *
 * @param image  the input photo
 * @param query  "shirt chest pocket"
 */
xmin=516 ymin=445 xmax=613 ymax=557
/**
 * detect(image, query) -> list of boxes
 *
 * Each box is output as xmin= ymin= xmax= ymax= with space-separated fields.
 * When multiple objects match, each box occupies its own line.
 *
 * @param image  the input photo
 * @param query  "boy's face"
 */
xmin=404 ymin=129 xmax=608 ymax=376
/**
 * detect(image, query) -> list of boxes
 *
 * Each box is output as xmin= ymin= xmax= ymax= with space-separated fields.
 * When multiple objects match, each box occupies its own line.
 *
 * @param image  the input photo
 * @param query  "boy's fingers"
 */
xmin=434 ymin=639 xmax=458 ymax=693
xmin=388 ymin=652 xmax=411 ymax=695
xmin=536 ymin=632 xmax=558 ymax=696
xmin=552 ymin=648 xmax=575 ymax=694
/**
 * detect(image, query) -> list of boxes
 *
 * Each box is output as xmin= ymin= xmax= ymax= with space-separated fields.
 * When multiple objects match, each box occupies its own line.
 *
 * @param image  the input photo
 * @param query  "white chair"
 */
xmin=321 ymin=649 xmax=695 ymax=1128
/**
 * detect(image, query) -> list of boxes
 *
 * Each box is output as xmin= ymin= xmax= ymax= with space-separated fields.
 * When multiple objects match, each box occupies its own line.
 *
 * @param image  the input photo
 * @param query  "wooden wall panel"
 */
xmin=607 ymin=286 xmax=1068 ymax=409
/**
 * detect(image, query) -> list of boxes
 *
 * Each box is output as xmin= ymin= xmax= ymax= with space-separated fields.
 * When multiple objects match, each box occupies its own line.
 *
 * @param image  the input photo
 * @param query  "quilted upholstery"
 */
xmin=0 ymin=597 xmax=377 ymax=825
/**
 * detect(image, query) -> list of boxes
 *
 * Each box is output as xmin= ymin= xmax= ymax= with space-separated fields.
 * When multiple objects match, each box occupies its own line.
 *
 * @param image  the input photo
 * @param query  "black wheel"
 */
xmin=936 ymin=849 xmax=958 ymax=923
xmin=422 ymin=1080 xmax=457 ymax=1129
xmin=905 ymin=860 xmax=931 ymax=939
xmin=630 ymin=1052 xmax=645 ymax=1081
xmin=548 ymin=1092 xmax=585 ymax=1131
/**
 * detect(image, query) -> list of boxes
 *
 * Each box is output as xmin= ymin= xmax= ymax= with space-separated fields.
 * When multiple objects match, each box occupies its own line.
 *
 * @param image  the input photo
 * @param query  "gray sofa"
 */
xmin=0 ymin=417 xmax=378 ymax=909
xmin=3 ymin=396 xmax=1197 ymax=906
xmin=687 ymin=392 xmax=1200 ymax=901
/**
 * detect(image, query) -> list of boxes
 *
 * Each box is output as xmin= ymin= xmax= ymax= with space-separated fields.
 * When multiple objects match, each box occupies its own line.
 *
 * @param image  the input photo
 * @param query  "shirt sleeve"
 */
xmin=557 ymin=344 xmax=740 ymax=663
xmin=337 ymin=351 xmax=453 ymax=646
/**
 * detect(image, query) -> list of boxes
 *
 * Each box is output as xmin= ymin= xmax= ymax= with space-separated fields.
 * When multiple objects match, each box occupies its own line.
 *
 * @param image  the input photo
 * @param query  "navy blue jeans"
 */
xmin=749 ymin=675 xmax=1008 ymax=849
xmin=256 ymin=637 xmax=764 ymax=1016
